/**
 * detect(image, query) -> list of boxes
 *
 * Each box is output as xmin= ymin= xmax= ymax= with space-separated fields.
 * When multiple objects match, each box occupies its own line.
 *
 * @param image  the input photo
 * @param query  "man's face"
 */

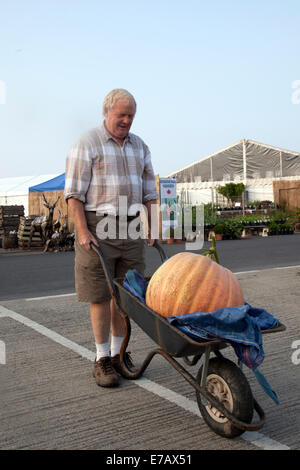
xmin=104 ymin=98 xmax=136 ymax=141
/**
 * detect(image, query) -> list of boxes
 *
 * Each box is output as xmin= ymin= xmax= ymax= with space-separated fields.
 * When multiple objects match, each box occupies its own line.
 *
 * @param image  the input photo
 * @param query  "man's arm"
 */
xmin=64 ymin=135 xmax=97 ymax=251
xmin=68 ymin=197 xmax=98 ymax=251
xmin=144 ymin=199 xmax=159 ymax=246
xmin=141 ymin=143 xmax=159 ymax=245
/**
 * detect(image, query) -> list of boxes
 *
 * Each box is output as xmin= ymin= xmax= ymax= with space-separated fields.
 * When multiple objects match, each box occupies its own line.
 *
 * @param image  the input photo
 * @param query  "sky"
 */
xmin=1 ymin=0 xmax=300 ymax=179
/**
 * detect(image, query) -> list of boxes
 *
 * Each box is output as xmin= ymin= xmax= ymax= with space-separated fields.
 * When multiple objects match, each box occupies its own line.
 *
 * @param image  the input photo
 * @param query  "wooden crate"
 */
xmin=0 ymin=205 xmax=25 ymax=240
xmin=17 ymin=216 xmax=43 ymax=248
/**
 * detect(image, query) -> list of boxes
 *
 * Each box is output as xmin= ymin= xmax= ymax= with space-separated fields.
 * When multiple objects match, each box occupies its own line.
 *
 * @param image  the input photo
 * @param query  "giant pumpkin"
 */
xmin=145 ymin=252 xmax=244 ymax=317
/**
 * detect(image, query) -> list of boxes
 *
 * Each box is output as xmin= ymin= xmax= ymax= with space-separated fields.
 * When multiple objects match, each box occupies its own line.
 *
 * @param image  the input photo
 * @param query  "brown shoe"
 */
xmin=111 ymin=352 xmax=137 ymax=375
xmin=93 ymin=356 xmax=120 ymax=387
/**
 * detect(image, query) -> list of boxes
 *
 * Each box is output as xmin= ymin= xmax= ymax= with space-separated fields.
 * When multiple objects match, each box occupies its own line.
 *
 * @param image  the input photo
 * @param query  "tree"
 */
xmin=217 ymin=183 xmax=245 ymax=206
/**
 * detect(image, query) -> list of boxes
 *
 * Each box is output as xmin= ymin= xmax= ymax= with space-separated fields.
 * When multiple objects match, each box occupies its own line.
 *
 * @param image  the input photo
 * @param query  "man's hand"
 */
xmin=147 ymin=236 xmax=156 ymax=247
xmin=77 ymin=228 xmax=99 ymax=251
xmin=67 ymin=198 xmax=99 ymax=251
xmin=145 ymin=199 xmax=159 ymax=247
xmin=147 ymin=226 xmax=157 ymax=246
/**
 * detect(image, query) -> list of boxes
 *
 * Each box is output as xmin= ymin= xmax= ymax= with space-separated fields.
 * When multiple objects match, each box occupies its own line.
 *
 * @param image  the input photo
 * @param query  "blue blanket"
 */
xmin=123 ymin=269 xmax=280 ymax=404
xmin=167 ymin=304 xmax=278 ymax=370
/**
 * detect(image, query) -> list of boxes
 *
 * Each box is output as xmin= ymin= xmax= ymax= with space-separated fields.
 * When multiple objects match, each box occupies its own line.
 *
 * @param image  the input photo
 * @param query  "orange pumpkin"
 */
xmin=145 ymin=252 xmax=244 ymax=318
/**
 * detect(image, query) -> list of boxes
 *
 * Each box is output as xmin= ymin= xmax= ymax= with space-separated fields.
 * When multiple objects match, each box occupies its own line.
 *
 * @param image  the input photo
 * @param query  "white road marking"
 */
xmin=234 ymin=264 xmax=300 ymax=275
xmin=273 ymin=264 xmax=300 ymax=270
xmin=135 ymin=377 xmax=201 ymax=417
xmin=242 ymin=431 xmax=290 ymax=450
xmin=0 ymin=305 xmax=93 ymax=361
xmin=0 ymin=304 xmax=290 ymax=450
xmin=25 ymin=293 xmax=76 ymax=301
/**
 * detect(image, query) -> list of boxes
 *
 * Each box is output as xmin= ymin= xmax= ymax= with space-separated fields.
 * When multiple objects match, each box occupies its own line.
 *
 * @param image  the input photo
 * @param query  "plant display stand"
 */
xmin=241 ymin=226 xmax=269 ymax=238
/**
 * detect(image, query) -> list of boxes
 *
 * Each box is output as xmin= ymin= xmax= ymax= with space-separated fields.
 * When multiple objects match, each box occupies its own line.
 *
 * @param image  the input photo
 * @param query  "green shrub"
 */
xmin=217 ymin=182 xmax=245 ymax=205
xmin=269 ymin=221 xmax=279 ymax=233
xmin=204 ymin=203 xmax=218 ymax=227
xmin=280 ymin=221 xmax=294 ymax=232
xmin=222 ymin=219 xmax=243 ymax=239
xmin=213 ymin=223 xmax=225 ymax=234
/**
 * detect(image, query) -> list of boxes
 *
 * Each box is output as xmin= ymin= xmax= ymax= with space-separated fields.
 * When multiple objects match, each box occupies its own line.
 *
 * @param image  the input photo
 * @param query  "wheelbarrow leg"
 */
xmin=199 ymin=346 xmax=211 ymax=406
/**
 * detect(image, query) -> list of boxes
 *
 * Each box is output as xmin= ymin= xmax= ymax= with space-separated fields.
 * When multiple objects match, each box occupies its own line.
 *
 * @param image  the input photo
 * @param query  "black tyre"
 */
xmin=196 ymin=357 xmax=254 ymax=438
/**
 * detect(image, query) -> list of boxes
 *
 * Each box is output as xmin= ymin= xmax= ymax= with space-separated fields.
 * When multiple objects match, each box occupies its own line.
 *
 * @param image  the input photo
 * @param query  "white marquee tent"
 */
xmin=0 ymin=174 xmax=60 ymax=215
xmin=166 ymin=139 xmax=300 ymax=205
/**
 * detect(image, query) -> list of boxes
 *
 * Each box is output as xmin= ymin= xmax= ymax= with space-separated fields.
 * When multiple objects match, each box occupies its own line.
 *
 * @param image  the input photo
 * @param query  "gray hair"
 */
xmin=103 ymin=88 xmax=136 ymax=115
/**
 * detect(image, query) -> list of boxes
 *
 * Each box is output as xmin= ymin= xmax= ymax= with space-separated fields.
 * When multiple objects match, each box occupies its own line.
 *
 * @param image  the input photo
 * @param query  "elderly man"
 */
xmin=64 ymin=89 xmax=158 ymax=388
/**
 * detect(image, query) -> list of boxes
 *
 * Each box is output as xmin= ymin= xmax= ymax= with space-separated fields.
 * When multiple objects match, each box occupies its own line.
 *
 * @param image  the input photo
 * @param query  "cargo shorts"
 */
xmin=75 ymin=211 xmax=145 ymax=303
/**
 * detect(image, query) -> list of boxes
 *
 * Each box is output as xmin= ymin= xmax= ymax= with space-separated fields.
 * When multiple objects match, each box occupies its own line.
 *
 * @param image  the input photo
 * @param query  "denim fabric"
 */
xmin=123 ymin=269 xmax=149 ymax=303
xmin=167 ymin=303 xmax=278 ymax=370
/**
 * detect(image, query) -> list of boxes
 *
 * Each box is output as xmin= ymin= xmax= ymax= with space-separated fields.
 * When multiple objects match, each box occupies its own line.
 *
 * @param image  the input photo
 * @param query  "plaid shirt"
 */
xmin=64 ymin=121 xmax=158 ymax=215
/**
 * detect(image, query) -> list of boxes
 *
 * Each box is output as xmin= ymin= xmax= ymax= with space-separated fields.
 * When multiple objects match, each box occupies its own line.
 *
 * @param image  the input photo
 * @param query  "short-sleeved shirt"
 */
xmin=64 ymin=121 xmax=158 ymax=215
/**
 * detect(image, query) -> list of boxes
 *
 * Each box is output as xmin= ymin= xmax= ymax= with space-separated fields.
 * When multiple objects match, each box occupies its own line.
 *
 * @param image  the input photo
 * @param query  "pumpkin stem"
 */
xmin=210 ymin=235 xmax=220 ymax=264
xmin=201 ymin=235 xmax=220 ymax=264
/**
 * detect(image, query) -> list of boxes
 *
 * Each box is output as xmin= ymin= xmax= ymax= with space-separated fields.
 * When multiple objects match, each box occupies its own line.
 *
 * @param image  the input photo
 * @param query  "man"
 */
xmin=64 ymin=89 xmax=158 ymax=388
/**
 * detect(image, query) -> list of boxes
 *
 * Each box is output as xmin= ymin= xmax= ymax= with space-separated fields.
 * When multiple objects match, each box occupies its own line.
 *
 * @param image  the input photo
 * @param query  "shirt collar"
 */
xmin=100 ymin=120 xmax=132 ymax=144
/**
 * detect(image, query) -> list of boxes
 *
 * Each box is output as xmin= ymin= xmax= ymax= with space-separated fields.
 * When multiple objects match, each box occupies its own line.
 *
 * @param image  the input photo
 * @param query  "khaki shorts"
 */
xmin=75 ymin=212 xmax=145 ymax=303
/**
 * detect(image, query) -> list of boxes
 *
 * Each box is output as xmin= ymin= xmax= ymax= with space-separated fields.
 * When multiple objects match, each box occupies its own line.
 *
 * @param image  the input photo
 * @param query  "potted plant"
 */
xmin=225 ymin=219 xmax=243 ymax=239
xmin=269 ymin=221 xmax=279 ymax=236
xmin=213 ymin=223 xmax=224 ymax=240
xmin=281 ymin=220 xmax=294 ymax=235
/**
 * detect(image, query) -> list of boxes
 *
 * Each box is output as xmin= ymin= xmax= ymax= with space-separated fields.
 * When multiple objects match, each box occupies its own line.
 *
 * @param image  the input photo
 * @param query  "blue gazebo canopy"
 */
xmin=29 ymin=173 xmax=65 ymax=192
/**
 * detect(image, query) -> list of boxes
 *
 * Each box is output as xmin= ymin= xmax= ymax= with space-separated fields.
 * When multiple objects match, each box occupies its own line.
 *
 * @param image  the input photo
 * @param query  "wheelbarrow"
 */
xmin=91 ymin=240 xmax=286 ymax=439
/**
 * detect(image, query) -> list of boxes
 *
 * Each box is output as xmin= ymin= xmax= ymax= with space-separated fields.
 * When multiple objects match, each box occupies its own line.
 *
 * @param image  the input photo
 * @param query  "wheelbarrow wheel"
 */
xmin=196 ymin=357 xmax=254 ymax=438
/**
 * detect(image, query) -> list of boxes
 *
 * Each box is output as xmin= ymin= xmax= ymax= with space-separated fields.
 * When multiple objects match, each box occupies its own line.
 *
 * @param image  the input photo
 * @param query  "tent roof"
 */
xmin=0 ymin=174 xmax=61 ymax=196
xmin=166 ymin=138 xmax=300 ymax=177
xmin=29 ymin=173 xmax=65 ymax=192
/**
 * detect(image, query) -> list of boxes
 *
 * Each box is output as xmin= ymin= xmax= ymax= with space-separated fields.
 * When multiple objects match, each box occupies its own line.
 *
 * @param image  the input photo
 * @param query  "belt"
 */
xmin=87 ymin=211 xmax=140 ymax=221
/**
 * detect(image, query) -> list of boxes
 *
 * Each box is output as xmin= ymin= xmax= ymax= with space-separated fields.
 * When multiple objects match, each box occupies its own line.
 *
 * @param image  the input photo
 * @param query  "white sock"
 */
xmin=110 ymin=336 xmax=124 ymax=357
xmin=95 ymin=342 xmax=110 ymax=361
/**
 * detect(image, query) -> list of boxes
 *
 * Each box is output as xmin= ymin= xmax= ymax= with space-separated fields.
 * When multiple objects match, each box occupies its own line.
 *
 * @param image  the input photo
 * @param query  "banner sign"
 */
xmin=160 ymin=178 xmax=177 ymax=239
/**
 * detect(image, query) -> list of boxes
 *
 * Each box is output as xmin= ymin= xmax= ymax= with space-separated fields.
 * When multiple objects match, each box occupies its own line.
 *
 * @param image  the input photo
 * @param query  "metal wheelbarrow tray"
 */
xmin=91 ymin=242 xmax=286 ymax=439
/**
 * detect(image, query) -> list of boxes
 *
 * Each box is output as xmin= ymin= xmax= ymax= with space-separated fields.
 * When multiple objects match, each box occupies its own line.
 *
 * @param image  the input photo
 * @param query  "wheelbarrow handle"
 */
xmin=90 ymin=242 xmax=120 ymax=303
xmin=153 ymin=240 xmax=168 ymax=263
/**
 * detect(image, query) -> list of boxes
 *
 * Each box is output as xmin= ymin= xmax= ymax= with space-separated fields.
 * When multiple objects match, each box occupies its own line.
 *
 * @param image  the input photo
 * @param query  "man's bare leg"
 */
xmin=90 ymin=301 xmax=125 ymax=353
xmin=110 ymin=299 xmax=137 ymax=374
xmin=110 ymin=299 xmax=125 ymax=337
xmin=90 ymin=301 xmax=111 ymax=345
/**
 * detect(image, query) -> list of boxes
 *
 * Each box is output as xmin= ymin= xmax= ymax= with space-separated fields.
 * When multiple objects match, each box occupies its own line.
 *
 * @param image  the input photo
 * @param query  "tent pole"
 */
xmin=242 ymin=139 xmax=247 ymax=181
xmin=242 ymin=139 xmax=247 ymax=215
xmin=279 ymin=151 xmax=283 ymax=178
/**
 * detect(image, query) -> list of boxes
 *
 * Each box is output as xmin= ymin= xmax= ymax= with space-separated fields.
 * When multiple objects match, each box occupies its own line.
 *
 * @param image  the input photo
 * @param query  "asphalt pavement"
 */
xmin=0 ymin=234 xmax=300 ymax=301
xmin=0 ymin=234 xmax=299 ymax=451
